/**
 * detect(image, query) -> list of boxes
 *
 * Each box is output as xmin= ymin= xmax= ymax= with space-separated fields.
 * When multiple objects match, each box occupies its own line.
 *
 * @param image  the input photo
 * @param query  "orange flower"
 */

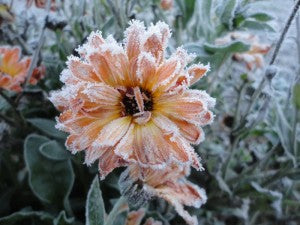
xmin=160 ymin=0 xmax=173 ymax=10
xmin=30 ymin=65 xmax=46 ymax=85
xmin=50 ymin=20 xmax=215 ymax=179
xmin=120 ymin=164 xmax=207 ymax=225
xmin=126 ymin=209 xmax=162 ymax=225
xmin=26 ymin=0 xmax=57 ymax=11
xmin=0 ymin=46 xmax=30 ymax=92
xmin=215 ymin=32 xmax=270 ymax=70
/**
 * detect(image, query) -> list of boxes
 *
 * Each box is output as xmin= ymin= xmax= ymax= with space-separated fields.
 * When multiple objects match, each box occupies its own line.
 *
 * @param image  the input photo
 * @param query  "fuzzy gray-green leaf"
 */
xmin=86 ymin=176 xmax=105 ymax=225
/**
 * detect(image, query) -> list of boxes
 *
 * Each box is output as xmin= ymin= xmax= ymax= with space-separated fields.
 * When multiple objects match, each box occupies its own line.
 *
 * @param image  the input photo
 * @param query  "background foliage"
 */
xmin=0 ymin=0 xmax=300 ymax=224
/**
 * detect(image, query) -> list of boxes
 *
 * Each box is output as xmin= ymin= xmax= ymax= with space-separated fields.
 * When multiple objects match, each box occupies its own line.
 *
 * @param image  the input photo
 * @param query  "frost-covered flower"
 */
xmin=31 ymin=65 xmax=46 ymax=85
xmin=26 ymin=0 xmax=58 ymax=11
xmin=160 ymin=0 xmax=173 ymax=10
xmin=126 ymin=208 xmax=162 ymax=225
xmin=0 ymin=46 xmax=45 ymax=92
xmin=0 ymin=46 xmax=30 ymax=92
xmin=216 ymin=32 xmax=270 ymax=70
xmin=50 ymin=20 xmax=215 ymax=179
xmin=120 ymin=163 xmax=207 ymax=225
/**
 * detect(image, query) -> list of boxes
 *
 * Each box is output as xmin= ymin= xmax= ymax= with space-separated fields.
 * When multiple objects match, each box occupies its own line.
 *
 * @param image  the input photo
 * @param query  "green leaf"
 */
xmin=220 ymin=0 xmax=238 ymax=29
xmin=39 ymin=140 xmax=70 ymax=161
xmin=184 ymin=43 xmax=210 ymax=57
xmin=175 ymin=0 xmax=196 ymax=27
xmin=240 ymin=19 xmax=275 ymax=32
xmin=53 ymin=211 xmax=74 ymax=225
xmin=27 ymin=118 xmax=67 ymax=139
xmin=24 ymin=134 xmax=74 ymax=207
xmin=251 ymin=182 xmax=283 ymax=216
xmin=0 ymin=211 xmax=53 ymax=225
xmin=86 ymin=176 xmax=105 ymax=225
xmin=204 ymin=41 xmax=250 ymax=54
xmin=293 ymin=83 xmax=300 ymax=109
xmin=249 ymin=12 xmax=274 ymax=22
xmin=105 ymin=197 xmax=128 ymax=225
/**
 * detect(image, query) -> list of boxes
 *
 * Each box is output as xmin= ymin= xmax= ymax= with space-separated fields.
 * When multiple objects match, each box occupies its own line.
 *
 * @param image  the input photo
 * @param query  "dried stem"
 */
xmin=222 ymin=135 xmax=240 ymax=179
xmin=234 ymin=0 xmax=300 ymax=134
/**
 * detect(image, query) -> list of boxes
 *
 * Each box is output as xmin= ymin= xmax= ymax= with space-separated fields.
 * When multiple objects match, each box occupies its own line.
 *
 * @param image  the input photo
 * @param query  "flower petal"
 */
xmin=98 ymin=147 xmax=127 ymax=179
xmin=142 ymin=21 xmax=171 ymax=64
xmin=124 ymin=20 xmax=145 ymax=62
xmin=188 ymin=63 xmax=210 ymax=85
xmin=125 ymin=209 xmax=146 ymax=225
xmin=92 ymin=116 xmax=132 ymax=148
xmin=68 ymin=57 xmax=101 ymax=82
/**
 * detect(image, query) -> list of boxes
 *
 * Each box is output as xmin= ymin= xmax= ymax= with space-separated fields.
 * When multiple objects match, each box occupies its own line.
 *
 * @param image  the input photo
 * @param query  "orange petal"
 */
xmin=155 ymin=181 xmax=207 ymax=225
xmin=65 ymin=120 xmax=107 ymax=153
xmin=142 ymin=21 xmax=171 ymax=64
xmin=125 ymin=20 xmax=145 ymax=62
xmin=136 ymin=52 xmax=157 ymax=88
xmin=68 ymin=57 xmax=101 ymax=82
xmin=188 ymin=64 xmax=210 ymax=85
xmin=98 ymin=147 xmax=127 ymax=179
xmin=81 ymin=82 xmax=121 ymax=105
xmin=125 ymin=209 xmax=145 ymax=225
xmin=88 ymin=47 xmax=128 ymax=87
xmin=170 ymin=116 xmax=204 ymax=144
xmin=144 ymin=218 xmax=162 ymax=225
xmin=92 ymin=116 xmax=132 ymax=148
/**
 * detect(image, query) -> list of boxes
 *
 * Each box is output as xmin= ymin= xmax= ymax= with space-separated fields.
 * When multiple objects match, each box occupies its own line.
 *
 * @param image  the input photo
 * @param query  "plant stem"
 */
xmin=0 ymin=113 xmax=15 ymax=126
xmin=0 ymin=89 xmax=24 ymax=125
xmin=269 ymin=0 xmax=300 ymax=65
xmin=15 ymin=0 xmax=51 ymax=104
xmin=233 ymin=81 xmax=247 ymax=128
xmin=222 ymin=135 xmax=240 ymax=179
xmin=234 ymin=0 xmax=300 ymax=133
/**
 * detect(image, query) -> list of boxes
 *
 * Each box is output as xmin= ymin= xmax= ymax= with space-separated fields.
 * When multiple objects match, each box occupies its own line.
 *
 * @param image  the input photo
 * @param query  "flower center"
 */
xmin=121 ymin=87 xmax=153 ymax=116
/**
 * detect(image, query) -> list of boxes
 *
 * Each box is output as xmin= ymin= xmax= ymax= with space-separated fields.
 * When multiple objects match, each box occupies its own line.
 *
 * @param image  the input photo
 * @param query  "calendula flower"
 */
xmin=126 ymin=209 xmax=162 ymax=225
xmin=0 ymin=46 xmax=45 ymax=92
xmin=160 ymin=0 xmax=173 ymax=10
xmin=50 ymin=20 xmax=215 ymax=179
xmin=120 ymin=163 xmax=207 ymax=225
xmin=0 ymin=46 xmax=30 ymax=92
xmin=26 ymin=0 xmax=58 ymax=11
xmin=215 ymin=32 xmax=270 ymax=70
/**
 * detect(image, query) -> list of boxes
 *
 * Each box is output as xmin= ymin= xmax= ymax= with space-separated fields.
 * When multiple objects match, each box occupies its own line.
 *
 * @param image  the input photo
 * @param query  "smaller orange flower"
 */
xmin=120 ymin=164 xmax=207 ymax=225
xmin=0 ymin=46 xmax=30 ymax=92
xmin=0 ymin=46 xmax=45 ymax=92
xmin=216 ymin=32 xmax=270 ymax=70
xmin=126 ymin=209 xmax=162 ymax=225
xmin=30 ymin=65 xmax=46 ymax=85
xmin=26 ymin=0 xmax=58 ymax=11
xmin=160 ymin=0 xmax=173 ymax=10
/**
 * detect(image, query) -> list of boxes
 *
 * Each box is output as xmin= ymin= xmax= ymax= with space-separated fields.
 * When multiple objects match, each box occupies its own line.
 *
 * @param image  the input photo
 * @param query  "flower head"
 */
xmin=216 ymin=32 xmax=270 ymax=70
xmin=30 ymin=65 xmax=46 ymax=85
xmin=0 ymin=46 xmax=30 ymax=92
xmin=50 ymin=20 xmax=215 ymax=179
xmin=160 ymin=0 xmax=173 ymax=10
xmin=0 ymin=46 xmax=45 ymax=92
xmin=126 ymin=208 xmax=162 ymax=225
xmin=26 ymin=0 xmax=58 ymax=11
xmin=120 ymin=163 xmax=207 ymax=225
